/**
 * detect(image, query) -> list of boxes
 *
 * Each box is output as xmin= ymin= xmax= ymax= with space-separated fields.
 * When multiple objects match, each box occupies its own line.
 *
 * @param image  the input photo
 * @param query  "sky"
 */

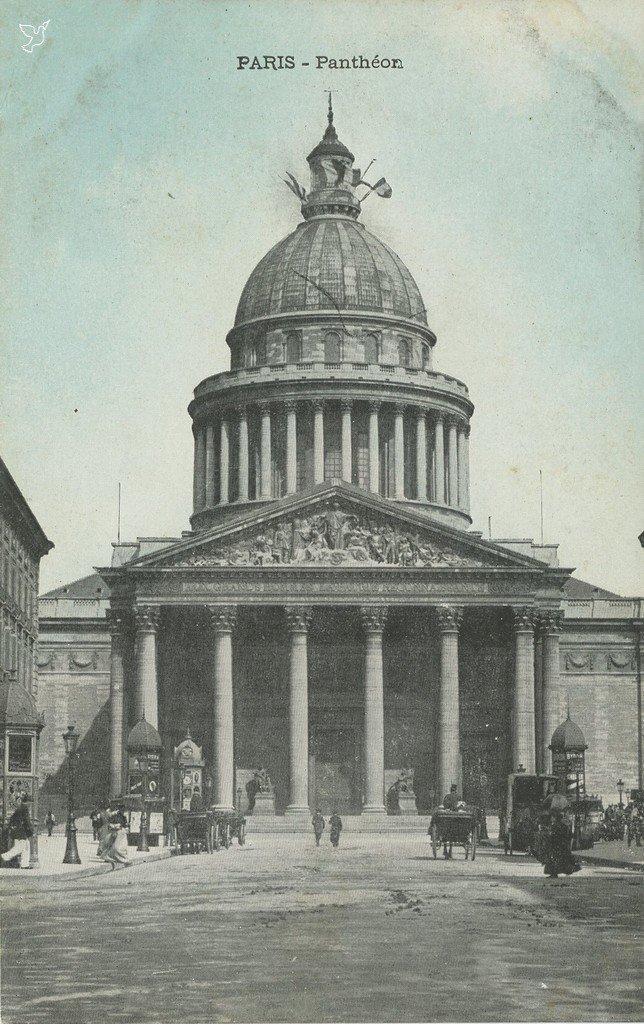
xmin=1 ymin=0 xmax=642 ymax=595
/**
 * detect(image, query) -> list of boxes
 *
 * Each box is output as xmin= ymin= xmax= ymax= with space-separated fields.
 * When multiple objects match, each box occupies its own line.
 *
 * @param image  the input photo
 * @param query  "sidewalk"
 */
xmin=577 ymin=839 xmax=644 ymax=872
xmin=0 ymin=832 xmax=172 ymax=882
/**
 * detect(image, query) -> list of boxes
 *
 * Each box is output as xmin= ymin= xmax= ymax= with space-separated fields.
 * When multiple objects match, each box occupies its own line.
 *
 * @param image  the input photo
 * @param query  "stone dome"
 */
xmin=234 ymin=219 xmax=427 ymax=327
xmin=550 ymin=714 xmax=587 ymax=750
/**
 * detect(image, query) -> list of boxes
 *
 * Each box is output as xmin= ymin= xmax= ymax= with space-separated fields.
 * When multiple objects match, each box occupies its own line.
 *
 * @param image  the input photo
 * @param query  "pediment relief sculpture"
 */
xmin=177 ymin=505 xmax=482 ymax=569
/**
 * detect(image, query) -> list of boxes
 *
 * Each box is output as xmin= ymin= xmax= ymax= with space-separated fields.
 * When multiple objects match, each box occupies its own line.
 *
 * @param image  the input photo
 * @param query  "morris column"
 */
xmin=208 ymin=605 xmax=237 ymax=810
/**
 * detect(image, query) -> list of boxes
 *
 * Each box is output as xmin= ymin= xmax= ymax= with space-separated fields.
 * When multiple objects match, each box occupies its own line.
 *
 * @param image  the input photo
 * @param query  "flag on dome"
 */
xmin=362 ymin=176 xmax=392 ymax=198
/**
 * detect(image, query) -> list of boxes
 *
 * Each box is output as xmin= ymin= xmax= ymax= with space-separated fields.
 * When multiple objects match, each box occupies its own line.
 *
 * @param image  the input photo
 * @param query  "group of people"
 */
xmin=312 ymin=810 xmax=343 ymax=847
xmin=597 ymin=801 xmax=643 ymax=845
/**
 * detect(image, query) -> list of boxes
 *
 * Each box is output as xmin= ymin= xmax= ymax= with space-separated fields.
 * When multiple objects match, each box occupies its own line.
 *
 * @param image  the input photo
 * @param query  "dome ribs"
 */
xmin=380 ymin=237 xmax=426 ymax=323
xmin=318 ymin=221 xmax=345 ymax=310
xmin=344 ymin=222 xmax=382 ymax=313
xmin=281 ymin=224 xmax=315 ymax=312
xmin=267 ymin=229 xmax=302 ymax=316
xmin=304 ymin=220 xmax=328 ymax=309
xmin=336 ymin=221 xmax=359 ymax=308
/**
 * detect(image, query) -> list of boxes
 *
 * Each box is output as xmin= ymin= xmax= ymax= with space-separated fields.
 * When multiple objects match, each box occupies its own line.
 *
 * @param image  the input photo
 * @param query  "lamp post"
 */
xmin=138 ymin=751 xmax=150 ymax=853
xmin=62 ymin=725 xmax=81 ymax=865
xmin=617 ymin=778 xmax=625 ymax=808
xmin=236 ymin=787 xmax=242 ymax=813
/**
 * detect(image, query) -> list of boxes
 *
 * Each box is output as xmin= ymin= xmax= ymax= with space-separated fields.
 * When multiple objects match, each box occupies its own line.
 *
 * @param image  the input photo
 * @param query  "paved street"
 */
xmin=1 ymin=834 xmax=642 ymax=1023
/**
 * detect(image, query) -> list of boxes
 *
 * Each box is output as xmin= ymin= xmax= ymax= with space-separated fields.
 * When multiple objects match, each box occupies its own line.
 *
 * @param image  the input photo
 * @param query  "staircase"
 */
xmin=246 ymin=814 xmax=432 ymax=833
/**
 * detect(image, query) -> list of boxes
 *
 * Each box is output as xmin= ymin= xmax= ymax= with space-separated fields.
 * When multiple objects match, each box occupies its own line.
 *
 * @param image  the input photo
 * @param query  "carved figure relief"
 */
xmin=180 ymin=503 xmax=480 ymax=569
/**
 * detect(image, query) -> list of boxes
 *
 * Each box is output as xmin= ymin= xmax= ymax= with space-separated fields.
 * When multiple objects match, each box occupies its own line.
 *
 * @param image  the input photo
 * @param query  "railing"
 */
xmin=565 ymin=598 xmax=642 ymax=619
xmin=195 ymin=362 xmax=469 ymax=397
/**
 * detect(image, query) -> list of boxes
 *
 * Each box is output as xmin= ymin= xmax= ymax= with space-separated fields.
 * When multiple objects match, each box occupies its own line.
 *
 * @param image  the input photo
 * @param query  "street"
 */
xmin=1 ymin=834 xmax=642 ymax=1023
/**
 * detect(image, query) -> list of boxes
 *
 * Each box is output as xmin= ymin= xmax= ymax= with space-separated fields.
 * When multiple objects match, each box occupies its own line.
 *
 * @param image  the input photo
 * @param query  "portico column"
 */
xmin=285 ymin=401 xmax=297 ymax=494
xmin=313 ymin=400 xmax=325 ymax=483
xmin=540 ymin=611 xmax=563 ymax=772
xmin=107 ymin=607 xmax=126 ymax=798
xmin=341 ymin=401 xmax=352 ymax=482
xmin=285 ymin=607 xmax=312 ymax=818
xmin=434 ymin=415 xmax=445 ymax=504
xmin=437 ymin=606 xmax=463 ymax=799
xmin=259 ymin=403 xmax=272 ymax=499
xmin=512 ymin=607 xmax=536 ymax=772
xmin=457 ymin=423 xmax=469 ymax=511
xmin=237 ymin=406 xmax=249 ymax=502
xmin=360 ymin=606 xmax=388 ymax=814
xmin=219 ymin=417 xmax=230 ymax=505
xmin=416 ymin=410 xmax=427 ymax=501
xmin=205 ymin=423 xmax=215 ymax=507
xmin=193 ymin=426 xmax=206 ymax=513
xmin=447 ymin=417 xmax=458 ymax=506
xmin=208 ymin=605 xmax=237 ymax=811
xmin=368 ymin=402 xmax=380 ymax=493
xmin=134 ymin=606 xmax=160 ymax=730
xmin=393 ymin=405 xmax=405 ymax=499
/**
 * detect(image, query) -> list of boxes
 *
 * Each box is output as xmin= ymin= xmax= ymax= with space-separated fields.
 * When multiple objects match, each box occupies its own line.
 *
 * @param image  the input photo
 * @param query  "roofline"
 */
xmin=0 ymin=458 xmax=54 ymax=558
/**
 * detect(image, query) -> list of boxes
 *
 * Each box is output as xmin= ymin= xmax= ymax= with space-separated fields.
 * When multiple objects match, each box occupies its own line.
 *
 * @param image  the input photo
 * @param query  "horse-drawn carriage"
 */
xmin=429 ymin=808 xmax=479 ymax=860
xmin=170 ymin=809 xmax=246 ymax=854
xmin=500 ymin=772 xmax=561 ymax=856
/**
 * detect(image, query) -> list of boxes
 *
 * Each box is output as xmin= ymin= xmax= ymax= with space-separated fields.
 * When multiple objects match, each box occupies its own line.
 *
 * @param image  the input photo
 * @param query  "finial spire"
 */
xmin=327 ymin=90 xmax=333 ymax=126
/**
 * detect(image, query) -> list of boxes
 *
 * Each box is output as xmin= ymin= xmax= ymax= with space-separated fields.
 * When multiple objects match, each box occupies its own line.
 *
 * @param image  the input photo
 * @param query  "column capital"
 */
xmin=415 ymin=407 xmax=427 ymax=421
xmin=207 ymin=605 xmax=238 ymax=632
xmin=285 ymin=606 xmax=313 ymax=634
xmin=360 ymin=606 xmax=388 ymax=633
xmin=134 ymin=606 xmax=160 ymax=633
xmin=368 ymin=400 xmax=381 ymax=413
xmin=258 ymin=401 xmax=271 ymax=416
xmin=106 ymin=606 xmax=129 ymax=636
xmin=433 ymin=411 xmax=445 ymax=425
xmin=393 ymin=402 xmax=406 ymax=416
xmin=459 ymin=420 xmax=471 ymax=437
xmin=340 ymin=399 xmax=353 ymax=413
xmin=234 ymin=403 xmax=248 ymax=420
xmin=437 ymin=605 xmax=463 ymax=633
xmin=312 ymin=398 xmax=325 ymax=413
xmin=536 ymin=609 xmax=564 ymax=636
xmin=284 ymin=399 xmax=297 ymax=414
xmin=512 ymin=606 xmax=537 ymax=632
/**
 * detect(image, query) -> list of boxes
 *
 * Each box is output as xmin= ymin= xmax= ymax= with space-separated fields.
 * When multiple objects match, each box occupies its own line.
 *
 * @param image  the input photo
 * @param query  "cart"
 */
xmin=429 ymin=809 xmax=478 ymax=860
xmin=501 ymin=773 xmax=561 ymax=856
xmin=173 ymin=811 xmax=215 ymax=854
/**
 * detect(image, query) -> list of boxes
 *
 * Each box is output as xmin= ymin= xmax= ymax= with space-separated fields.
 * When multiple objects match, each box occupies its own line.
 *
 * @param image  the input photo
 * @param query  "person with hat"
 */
xmin=45 ymin=809 xmax=56 ymax=837
xmin=442 ymin=784 xmax=459 ymax=811
xmin=1 ymin=794 xmax=34 ymax=869
xmin=312 ymin=809 xmax=325 ymax=846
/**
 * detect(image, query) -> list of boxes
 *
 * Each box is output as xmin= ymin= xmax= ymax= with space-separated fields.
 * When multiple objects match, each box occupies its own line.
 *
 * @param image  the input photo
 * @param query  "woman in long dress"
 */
xmin=101 ymin=811 xmax=131 ymax=869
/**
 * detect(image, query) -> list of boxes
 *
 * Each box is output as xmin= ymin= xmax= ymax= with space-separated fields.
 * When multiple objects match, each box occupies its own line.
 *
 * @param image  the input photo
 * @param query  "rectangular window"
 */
xmin=8 ymin=734 xmax=33 ymax=774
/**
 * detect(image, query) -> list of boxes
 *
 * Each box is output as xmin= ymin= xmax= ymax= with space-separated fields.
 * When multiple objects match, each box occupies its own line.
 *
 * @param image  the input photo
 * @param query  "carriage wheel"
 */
xmin=431 ymin=823 xmax=438 ymax=859
xmin=471 ymin=826 xmax=477 ymax=861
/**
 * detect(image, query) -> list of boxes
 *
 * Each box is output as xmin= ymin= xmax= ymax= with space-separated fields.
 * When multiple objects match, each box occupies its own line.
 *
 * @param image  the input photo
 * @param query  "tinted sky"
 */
xmin=1 ymin=0 xmax=642 ymax=595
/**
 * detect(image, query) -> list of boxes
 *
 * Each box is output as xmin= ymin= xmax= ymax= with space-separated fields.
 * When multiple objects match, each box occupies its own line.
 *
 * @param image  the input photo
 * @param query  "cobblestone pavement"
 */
xmin=1 ymin=834 xmax=642 ymax=1023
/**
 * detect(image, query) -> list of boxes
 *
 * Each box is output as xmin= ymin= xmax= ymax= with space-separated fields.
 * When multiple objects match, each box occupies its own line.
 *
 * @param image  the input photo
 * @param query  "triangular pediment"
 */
xmin=124 ymin=484 xmax=549 ymax=573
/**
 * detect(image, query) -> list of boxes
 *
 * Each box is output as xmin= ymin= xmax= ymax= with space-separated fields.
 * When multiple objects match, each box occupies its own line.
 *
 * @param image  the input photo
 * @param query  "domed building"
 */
xmin=36 ymin=108 xmax=643 ymax=824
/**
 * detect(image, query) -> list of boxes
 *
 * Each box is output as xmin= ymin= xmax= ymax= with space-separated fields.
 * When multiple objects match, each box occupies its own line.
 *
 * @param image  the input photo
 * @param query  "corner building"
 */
xmin=83 ymin=112 xmax=640 ymax=819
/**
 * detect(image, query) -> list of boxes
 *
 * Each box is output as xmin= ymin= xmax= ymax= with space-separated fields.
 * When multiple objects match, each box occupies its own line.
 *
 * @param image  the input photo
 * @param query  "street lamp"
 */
xmin=138 ymin=751 xmax=150 ymax=853
xmin=62 ymin=725 xmax=81 ymax=864
xmin=236 ymin=787 xmax=242 ymax=813
xmin=617 ymin=778 xmax=625 ymax=807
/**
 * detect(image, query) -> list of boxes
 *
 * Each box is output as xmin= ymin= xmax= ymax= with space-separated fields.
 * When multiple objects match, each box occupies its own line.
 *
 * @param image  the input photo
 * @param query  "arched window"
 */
xmin=285 ymin=331 xmax=301 ymax=363
xmin=324 ymin=331 xmax=342 ymax=363
xmin=255 ymin=336 xmax=267 ymax=366
xmin=398 ymin=337 xmax=411 ymax=367
xmin=247 ymin=341 xmax=256 ymax=367
xmin=363 ymin=333 xmax=379 ymax=364
xmin=422 ymin=344 xmax=430 ymax=370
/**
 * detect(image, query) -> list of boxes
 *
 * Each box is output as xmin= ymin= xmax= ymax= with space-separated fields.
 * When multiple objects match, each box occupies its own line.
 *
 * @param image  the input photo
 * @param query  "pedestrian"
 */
xmin=45 ymin=809 xmax=56 ymax=837
xmin=100 ymin=808 xmax=131 ymax=870
xmin=543 ymin=810 xmax=582 ymax=879
xmin=329 ymin=810 xmax=342 ymax=848
xmin=312 ymin=809 xmax=325 ymax=846
xmin=90 ymin=808 xmax=104 ymax=841
xmin=1 ymin=794 xmax=34 ymax=869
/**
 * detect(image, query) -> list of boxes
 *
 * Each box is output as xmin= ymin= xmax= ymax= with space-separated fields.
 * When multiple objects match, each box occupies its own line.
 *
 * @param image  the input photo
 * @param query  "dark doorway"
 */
xmin=309 ymin=727 xmax=361 ymax=814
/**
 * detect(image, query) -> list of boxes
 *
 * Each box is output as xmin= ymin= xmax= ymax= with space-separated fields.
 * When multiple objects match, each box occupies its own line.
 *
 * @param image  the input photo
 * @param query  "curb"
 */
xmin=1 ymin=848 xmax=173 ymax=884
xmin=577 ymin=854 xmax=644 ymax=873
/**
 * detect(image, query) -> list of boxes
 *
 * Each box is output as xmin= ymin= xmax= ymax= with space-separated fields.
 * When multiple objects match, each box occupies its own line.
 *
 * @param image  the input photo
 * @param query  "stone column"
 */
xmin=416 ymin=410 xmax=427 ymax=501
xmin=285 ymin=401 xmax=297 ymax=494
xmin=434 ymin=415 xmax=445 ymax=504
xmin=107 ymin=607 xmax=126 ymax=798
xmin=447 ymin=417 xmax=458 ymax=507
xmin=368 ymin=402 xmax=380 ymax=493
xmin=205 ymin=423 xmax=215 ymax=507
xmin=285 ymin=607 xmax=312 ymax=818
xmin=237 ymin=406 xmax=249 ymax=502
xmin=259 ymin=403 xmax=272 ymax=500
xmin=512 ymin=608 xmax=536 ymax=773
xmin=462 ymin=425 xmax=471 ymax=511
xmin=540 ymin=611 xmax=563 ymax=772
xmin=134 ymin=606 xmax=160 ymax=730
xmin=341 ymin=401 xmax=352 ymax=482
xmin=193 ymin=426 xmax=206 ymax=513
xmin=437 ymin=606 xmax=463 ymax=799
xmin=360 ymin=606 xmax=388 ymax=815
xmin=313 ymin=400 xmax=325 ymax=484
xmin=208 ymin=606 xmax=237 ymax=811
xmin=457 ymin=423 xmax=468 ymax=511
xmin=219 ymin=417 xmax=230 ymax=505
xmin=393 ymin=405 xmax=405 ymax=500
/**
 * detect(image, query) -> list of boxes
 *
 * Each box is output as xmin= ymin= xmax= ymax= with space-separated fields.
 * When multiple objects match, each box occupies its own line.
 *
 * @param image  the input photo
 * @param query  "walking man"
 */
xmin=1 ymin=794 xmax=34 ymax=869
xmin=312 ymin=809 xmax=325 ymax=846
xmin=45 ymin=809 xmax=56 ymax=836
xmin=329 ymin=810 xmax=343 ymax=848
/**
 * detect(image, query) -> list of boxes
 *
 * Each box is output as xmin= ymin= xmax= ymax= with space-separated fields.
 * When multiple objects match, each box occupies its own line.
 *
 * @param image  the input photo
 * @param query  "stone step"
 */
xmin=246 ymin=815 xmax=432 ymax=833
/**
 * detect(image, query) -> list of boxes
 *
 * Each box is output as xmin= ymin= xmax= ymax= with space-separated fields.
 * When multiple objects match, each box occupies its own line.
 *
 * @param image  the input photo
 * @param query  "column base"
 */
xmin=284 ymin=806 xmax=311 ymax=823
xmin=361 ymin=804 xmax=387 ymax=816
xmin=397 ymin=793 xmax=419 ymax=816
xmin=212 ymin=804 xmax=235 ymax=813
